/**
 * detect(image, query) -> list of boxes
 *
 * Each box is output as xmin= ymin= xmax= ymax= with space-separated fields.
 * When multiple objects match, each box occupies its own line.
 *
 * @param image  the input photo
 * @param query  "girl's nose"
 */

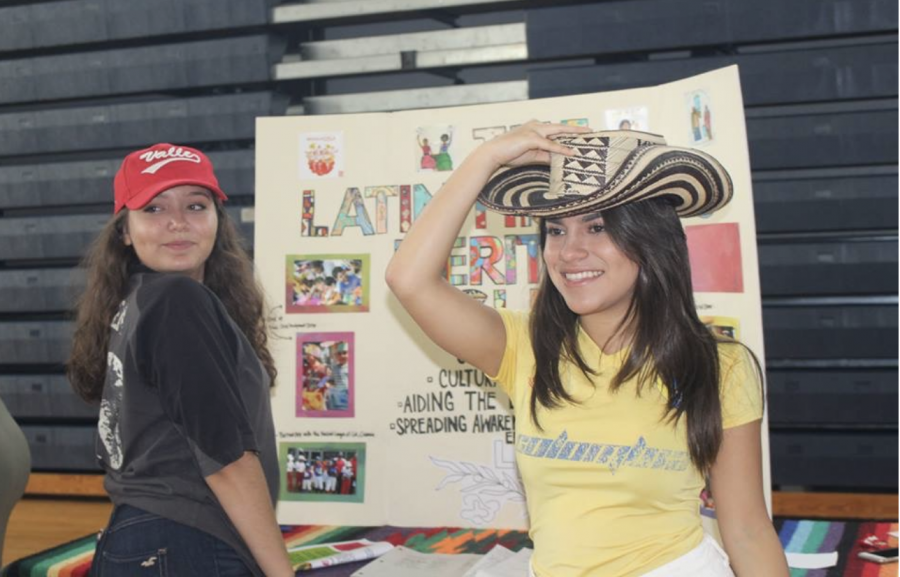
xmin=167 ymin=211 xmax=188 ymax=231
xmin=559 ymin=233 xmax=588 ymax=261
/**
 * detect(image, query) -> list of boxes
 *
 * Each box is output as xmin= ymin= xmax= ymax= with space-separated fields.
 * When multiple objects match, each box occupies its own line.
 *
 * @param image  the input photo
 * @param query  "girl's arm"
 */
xmin=385 ymin=121 xmax=588 ymax=376
xmin=709 ymin=420 xmax=789 ymax=577
xmin=207 ymin=452 xmax=294 ymax=577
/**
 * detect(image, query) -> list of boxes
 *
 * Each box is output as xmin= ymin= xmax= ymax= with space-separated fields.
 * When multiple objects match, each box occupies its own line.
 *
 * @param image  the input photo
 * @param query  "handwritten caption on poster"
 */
xmin=391 ymin=368 xmax=515 ymax=443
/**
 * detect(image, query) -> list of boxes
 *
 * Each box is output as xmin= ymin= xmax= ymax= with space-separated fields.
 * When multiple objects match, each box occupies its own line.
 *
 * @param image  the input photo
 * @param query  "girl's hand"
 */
xmin=479 ymin=120 xmax=593 ymax=170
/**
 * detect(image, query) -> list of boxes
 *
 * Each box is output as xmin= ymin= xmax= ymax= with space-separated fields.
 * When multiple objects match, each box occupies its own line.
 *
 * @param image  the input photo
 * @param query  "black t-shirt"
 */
xmin=96 ymin=270 xmax=278 ymax=576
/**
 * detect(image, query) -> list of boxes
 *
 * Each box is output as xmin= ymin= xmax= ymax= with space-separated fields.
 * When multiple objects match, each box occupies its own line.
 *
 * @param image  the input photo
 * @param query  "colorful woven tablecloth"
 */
xmin=776 ymin=519 xmax=898 ymax=577
xmin=3 ymin=519 xmax=896 ymax=576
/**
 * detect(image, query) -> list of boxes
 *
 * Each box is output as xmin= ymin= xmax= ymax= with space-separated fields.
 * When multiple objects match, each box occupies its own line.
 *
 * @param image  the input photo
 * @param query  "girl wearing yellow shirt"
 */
xmin=386 ymin=122 xmax=788 ymax=576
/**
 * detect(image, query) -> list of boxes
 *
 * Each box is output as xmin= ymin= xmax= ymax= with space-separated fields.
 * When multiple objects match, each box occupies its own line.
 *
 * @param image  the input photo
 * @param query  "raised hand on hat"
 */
xmin=480 ymin=120 xmax=592 ymax=170
xmin=386 ymin=120 xmax=589 ymax=378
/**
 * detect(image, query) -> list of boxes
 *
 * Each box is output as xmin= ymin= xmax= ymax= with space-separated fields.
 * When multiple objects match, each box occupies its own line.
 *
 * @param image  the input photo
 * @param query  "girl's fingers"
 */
xmin=534 ymin=141 xmax=577 ymax=157
xmin=530 ymin=134 xmax=581 ymax=157
xmin=492 ymin=121 xmax=593 ymax=166
xmin=541 ymin=125 xmax=594 ymax=154
xmin=536 ymin=122 xmax=593 ymax=136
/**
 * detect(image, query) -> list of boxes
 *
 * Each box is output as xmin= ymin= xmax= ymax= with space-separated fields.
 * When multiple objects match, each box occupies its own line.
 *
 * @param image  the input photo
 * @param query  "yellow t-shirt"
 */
xmin=491 ymin=309 xmax=763 ymax=577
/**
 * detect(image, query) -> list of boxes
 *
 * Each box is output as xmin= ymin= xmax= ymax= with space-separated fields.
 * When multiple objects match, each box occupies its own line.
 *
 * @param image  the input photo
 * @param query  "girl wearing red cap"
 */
xmin=386 ymin=122 xmax=788 ymax=576
xmin=68 ymin=144 xmax=292 ymax=576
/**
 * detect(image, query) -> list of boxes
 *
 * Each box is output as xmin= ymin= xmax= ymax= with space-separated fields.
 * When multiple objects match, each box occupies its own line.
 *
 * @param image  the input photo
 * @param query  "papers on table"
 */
xmin=463 ymin=546 xmax=533 ymax=577
xmin=461 ymin=546 xmax=516 ymax=577
xmin=290 ymin=539 xmax=394 ymax=571
xmin=350 ymin=547 xmax=481 ymax=577
xmin=348 ymin=545 xmax=841 ymax=574
xmin=350 ymin=545 xmax=534 ymax=577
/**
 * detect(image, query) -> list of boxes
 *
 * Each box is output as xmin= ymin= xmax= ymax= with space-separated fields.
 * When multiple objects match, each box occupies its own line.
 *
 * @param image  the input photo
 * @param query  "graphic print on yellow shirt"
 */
xmin=491 ymin=309 xmax=763 ymax=577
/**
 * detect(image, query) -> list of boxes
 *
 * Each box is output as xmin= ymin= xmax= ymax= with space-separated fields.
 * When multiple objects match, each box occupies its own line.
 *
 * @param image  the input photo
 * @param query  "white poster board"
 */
xmin=254 ymin=65 xmax=769 ymax=530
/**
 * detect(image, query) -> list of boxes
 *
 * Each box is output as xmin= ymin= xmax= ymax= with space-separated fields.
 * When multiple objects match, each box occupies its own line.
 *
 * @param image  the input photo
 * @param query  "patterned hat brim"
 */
xmin=478 ymin=145 xmax=733 ymax=218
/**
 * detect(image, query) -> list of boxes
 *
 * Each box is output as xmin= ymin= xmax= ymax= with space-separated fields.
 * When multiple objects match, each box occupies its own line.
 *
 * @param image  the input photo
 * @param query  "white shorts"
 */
xmin=528 ymin=535 xmax=735 ymax=577
xmin=640 ymin=535 xmax=734 ymax=577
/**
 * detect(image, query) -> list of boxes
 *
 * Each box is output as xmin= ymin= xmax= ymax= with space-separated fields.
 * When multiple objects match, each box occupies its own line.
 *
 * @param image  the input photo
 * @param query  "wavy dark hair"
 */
xmin=67 ymin=202 xmax=277 ymax=403
xmin=529 ymin=198 xmax=759 ymax=474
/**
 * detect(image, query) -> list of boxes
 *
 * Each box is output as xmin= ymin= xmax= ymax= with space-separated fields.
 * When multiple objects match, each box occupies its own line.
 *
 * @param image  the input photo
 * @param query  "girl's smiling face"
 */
xmin=123 ymin=185 xmax=218 ymax=282
xmin=542 ymin=211 xmax=640 ymax=324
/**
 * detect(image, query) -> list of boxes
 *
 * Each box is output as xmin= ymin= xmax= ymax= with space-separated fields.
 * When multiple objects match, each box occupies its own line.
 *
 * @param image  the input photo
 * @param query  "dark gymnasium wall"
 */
xmin=0 ymin=0 xmax=896 ymax=495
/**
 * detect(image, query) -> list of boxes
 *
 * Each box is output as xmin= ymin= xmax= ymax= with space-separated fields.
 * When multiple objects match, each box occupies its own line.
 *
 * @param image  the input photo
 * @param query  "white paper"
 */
xmin=477 ymin=547 xmax=534 ymax=577
xmin=351 ymin=546 xmax=481 ymax=577
xmin=785 ymin=551 xmax=838 ymax=569
xmin=889 ymin=531 xmax=898 ymax=538
xmin=461 ymin=546 xmax=516 ymax=577
xmin=289 ymin=538 xmax=374 ymax=553
xmin=300 ymin=542 xmax=394 ymax=570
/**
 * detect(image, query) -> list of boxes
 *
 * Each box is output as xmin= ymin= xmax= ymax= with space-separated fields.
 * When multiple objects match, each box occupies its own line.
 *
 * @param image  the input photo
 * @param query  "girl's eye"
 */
xmin=589 ymin=224 xmax=606 ymax=234
xmin=188 ymin=202 xmax=209 ymax=211
xmin=546 ymin=227 xmax=564 ymax=236
xmin=142 ymin=205 xmax=162 ymax=213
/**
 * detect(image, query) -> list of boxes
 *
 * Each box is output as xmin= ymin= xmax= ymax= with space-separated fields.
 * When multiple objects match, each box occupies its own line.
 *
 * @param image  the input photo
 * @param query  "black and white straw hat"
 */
xmin=478 ymin=131 xmax=733 ymax=218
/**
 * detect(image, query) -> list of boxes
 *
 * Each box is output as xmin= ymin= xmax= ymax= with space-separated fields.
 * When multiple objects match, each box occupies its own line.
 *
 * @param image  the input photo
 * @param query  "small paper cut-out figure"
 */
xmin=703 ymin=105 xmax=713 ymax=140
xmin=418 ymin=135 xmax=437 ymax=170
xmin=691 ymin=95 xmax=703 ymax=142
xmin=434 ymin=131 xmax=454 ymax=171
xmin=306 ymin=143 xmax=336 ymax=176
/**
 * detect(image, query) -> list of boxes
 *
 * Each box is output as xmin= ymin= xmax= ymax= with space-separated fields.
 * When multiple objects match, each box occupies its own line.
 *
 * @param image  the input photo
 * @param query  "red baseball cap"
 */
xmin=113 ymin=143 xmax=228 ymax=214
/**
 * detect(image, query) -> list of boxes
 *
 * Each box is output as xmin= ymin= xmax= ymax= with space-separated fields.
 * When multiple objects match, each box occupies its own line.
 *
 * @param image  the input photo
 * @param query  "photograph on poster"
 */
xmin=299 ymin=131 xmax=344 ymax=179
xmin=415 ymin=125 xmax=455 ymax=172
xmin=686 ymin=90 xmax=714 ymax=144
xmin=701 ymin=315 xmax=741 ymax=341
xmin=604 ymin=106 xmax=650 ymax=131
xmin=561 ymin=118 xmax=589 ymax=127
xmin=280 ymin=442 xmax=365 ymax=503
xmin=285 ymin=255 xmax=370 ymax=313
xmin=685 ymin=223 xmax=744 ymax=293
xmin=296 ymin=332 xmax=354 ymax=418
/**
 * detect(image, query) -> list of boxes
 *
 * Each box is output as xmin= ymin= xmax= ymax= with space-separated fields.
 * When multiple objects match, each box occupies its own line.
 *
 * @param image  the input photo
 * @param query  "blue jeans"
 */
xmin=91 ymin=504 xmax=254 ymax=576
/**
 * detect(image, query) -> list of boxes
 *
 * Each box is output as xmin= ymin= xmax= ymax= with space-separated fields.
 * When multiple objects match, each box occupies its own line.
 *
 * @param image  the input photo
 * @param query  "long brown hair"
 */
xmin=529 ymin=198 xmax=758 ymax=474
xmin=67 ymin=203 xmax=277 ymax=402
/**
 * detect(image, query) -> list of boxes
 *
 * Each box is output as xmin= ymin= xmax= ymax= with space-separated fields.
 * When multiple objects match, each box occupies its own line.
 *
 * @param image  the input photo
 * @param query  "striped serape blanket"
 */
xmin=3 ymin=519 xmax=896 ymax=577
